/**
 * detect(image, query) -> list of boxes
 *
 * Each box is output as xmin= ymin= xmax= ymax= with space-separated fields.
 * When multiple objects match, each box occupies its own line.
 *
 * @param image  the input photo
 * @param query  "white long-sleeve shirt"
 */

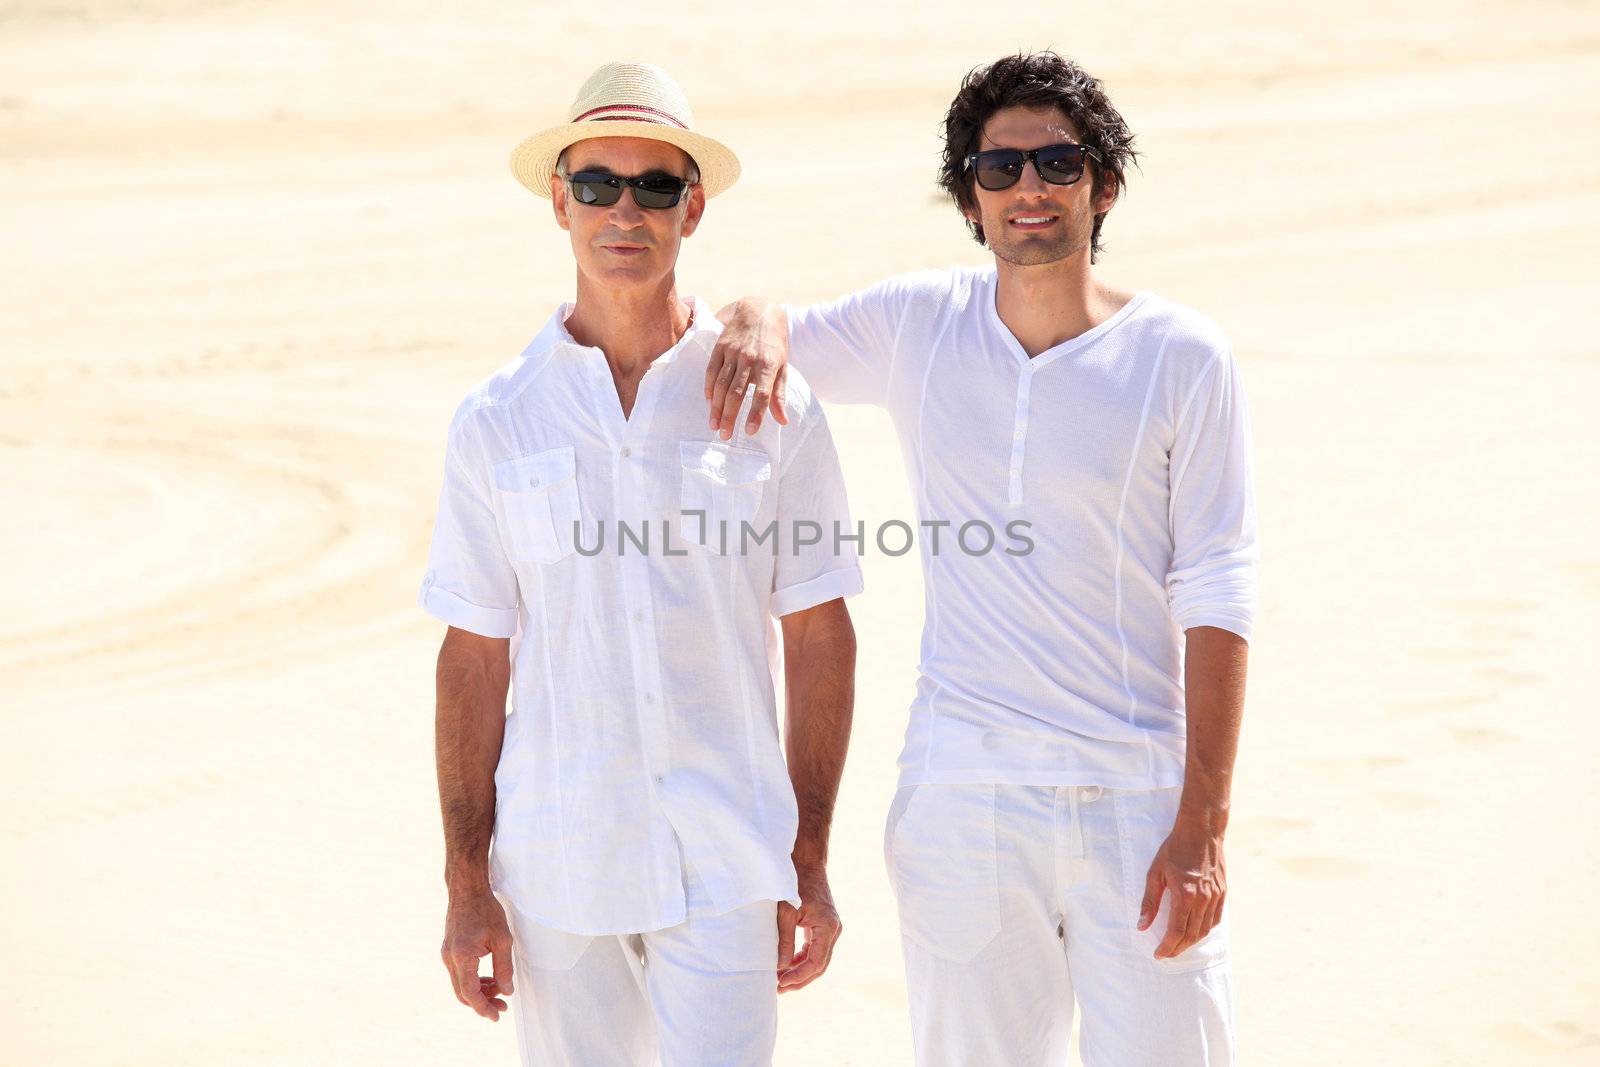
xmin=787 ymin=266 xmax=1258 ymax=790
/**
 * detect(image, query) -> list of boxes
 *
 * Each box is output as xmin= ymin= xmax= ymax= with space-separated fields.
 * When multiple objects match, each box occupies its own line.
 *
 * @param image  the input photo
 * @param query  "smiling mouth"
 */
xmin=1007 ymin=215 xmax=1060 ymax=229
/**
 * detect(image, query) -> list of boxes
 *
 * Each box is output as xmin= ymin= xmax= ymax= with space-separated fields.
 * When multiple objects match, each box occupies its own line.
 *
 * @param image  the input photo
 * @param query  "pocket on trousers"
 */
xmin=497 ymin=894 xmax=595 ymax=973
xmin=1115 ymin=787 xmax=1232 ymax=974
xmin=695 ymin=900 xmax=781 ymax=974
xmin=492 ymin=447 xmax=581 ymax=565
xmin=885 ymin=784 xmax=1001 ymax=964
xmin=883 ymin=785 xmax=915 ymax=871
xmin=1141 ymin=894 xmax=1230 ymax=975
xmin=678 ymin=441 xmax=771 ymax=555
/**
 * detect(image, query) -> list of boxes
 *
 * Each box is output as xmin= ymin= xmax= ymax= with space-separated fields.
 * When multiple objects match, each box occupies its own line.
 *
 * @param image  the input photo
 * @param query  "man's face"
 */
xmin=550 ymin=136 xmax=704 ymax=290
xmin=965 ymin=106 xmax=1117 ymax=268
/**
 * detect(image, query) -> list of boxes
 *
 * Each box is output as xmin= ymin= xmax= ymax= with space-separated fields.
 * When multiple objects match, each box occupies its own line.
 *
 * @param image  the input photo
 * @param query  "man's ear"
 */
xmin=678 ymin=183 xmax=706 ymax=239
xmin=959 ymin=183 xmax=982 ymax=232
xmin=1092 ymin=176 xmax=1119 ymax=217
xmin=550 ymin=174 xmax=571 ymax=231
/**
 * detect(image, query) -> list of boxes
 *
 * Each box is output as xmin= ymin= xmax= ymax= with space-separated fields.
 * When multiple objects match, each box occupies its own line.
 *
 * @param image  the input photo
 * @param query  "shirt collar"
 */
xmin=525 ymin=296 xmax=720 ymax=366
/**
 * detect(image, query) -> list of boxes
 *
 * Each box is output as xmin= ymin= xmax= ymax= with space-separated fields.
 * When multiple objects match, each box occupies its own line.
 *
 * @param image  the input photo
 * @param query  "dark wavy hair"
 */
xmin=940 ymin=52 xmax=1139 ymax=262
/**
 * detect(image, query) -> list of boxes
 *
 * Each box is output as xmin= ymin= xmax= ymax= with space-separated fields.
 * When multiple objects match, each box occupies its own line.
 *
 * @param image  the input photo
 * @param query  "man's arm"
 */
xmin=1143 ymin=338 xmax=1258 ymax=958
xmin=435 ymin=625 xmax=516 ymax=1021
xmin=776 ymin=596 xmax=856 ymax=992
xmin=1139 ymin=625 xmax=1248 ymax=958
xmin=709 ymin=275 xmax=929 ymax=439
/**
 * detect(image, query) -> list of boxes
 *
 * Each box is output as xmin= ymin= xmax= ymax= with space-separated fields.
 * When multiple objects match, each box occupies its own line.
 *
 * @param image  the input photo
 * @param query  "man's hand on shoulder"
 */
xmin=708 ymin=298 xmax=790 ymax=440
xmin=441 ymin=888 xmax=515 ymax=1021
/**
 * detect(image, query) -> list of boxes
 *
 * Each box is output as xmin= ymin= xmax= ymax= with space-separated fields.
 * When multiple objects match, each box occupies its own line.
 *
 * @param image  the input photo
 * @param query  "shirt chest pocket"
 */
xmin=492 ymin=447 xmax=581 ymax=565
xmin=679 ymin=441 xmax=772 ymax=555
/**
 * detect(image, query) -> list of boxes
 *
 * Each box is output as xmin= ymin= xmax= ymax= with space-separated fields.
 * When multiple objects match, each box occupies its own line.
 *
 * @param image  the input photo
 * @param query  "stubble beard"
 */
xmin=987 ymin=210 xmax=1093 ymax=268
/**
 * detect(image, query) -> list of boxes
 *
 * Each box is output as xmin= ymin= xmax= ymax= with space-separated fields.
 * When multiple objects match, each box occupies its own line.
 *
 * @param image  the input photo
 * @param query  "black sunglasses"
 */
xmin=565 ymin=169 xmax=693 ymax=210
xmin=965 ymin=143 xmax=1103 ymax=191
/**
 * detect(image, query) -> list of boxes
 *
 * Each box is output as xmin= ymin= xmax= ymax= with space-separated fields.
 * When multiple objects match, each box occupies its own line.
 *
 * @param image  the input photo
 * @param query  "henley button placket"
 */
xmin=1007 ymin=365 xmax=1035 ymax=507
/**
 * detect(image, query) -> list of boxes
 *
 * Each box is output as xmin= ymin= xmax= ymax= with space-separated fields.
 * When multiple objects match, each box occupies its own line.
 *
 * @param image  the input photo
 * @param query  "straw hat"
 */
xmin=509 ymin=62 xmax=740 ymax=200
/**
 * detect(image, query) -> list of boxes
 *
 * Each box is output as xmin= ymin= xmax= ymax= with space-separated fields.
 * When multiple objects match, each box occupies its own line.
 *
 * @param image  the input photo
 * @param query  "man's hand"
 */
xmin=441 ymin=890 xmax=515 ymax=1021
xmin=708 ymin=299 xmax=790 ymax=440
xmin=1138 ymin=822 xmax=1227 ymax=959
xmin=776 ymin=865 xmax=842 ymax=992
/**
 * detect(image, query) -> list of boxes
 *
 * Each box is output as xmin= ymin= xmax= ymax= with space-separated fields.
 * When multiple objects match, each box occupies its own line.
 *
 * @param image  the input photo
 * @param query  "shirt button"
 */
xmin=654 ymin=774 xmax=664 ymax=784
xmin=528 ymin=476 xmax=541 ymax=487
xmin=620 ymin=446 xmax=631 ymax=458
xmin=633 ymin=610 xmax=645 ymax=623
xmin=644 ymin=693 xmax=656 ymax=704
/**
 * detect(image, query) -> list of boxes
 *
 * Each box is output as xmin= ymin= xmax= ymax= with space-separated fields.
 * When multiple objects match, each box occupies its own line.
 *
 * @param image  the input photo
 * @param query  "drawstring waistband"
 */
xmin=1065 ymin=785 xmax=1104 ymax=861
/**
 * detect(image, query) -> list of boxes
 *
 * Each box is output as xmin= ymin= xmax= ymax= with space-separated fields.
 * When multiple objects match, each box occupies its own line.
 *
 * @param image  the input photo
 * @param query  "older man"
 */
xmin=709 ymin=52 xmax=1258 ymax=1067
xmin=418 ymin=62 xmax=861 ymax=1066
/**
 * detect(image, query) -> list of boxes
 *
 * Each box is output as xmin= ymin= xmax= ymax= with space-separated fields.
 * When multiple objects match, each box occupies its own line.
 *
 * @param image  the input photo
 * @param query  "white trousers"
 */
xmin=497 ymin=865 xmax=779 ymax=1067
xmin=884 ymin=783 xmax=1235 ymax=1067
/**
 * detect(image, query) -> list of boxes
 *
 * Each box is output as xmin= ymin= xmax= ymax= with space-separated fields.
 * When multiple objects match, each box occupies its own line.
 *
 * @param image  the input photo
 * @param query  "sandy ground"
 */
xmin=3 ymin=1 xmax=1598 ymax=1063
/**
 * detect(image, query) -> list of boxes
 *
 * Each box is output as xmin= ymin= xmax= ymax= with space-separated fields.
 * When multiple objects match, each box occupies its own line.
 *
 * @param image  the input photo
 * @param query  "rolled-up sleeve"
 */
xmin=769 ymin=403 xmax=865 ymax=618
xmin=1165 ymin=350 xmax=1260 ymax=642
xmin=417 ymin=402 xmax=521 ymax=638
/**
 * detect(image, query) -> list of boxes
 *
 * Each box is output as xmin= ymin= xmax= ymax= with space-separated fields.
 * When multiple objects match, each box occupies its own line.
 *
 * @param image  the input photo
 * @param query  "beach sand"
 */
xmin=3 ymin=2 xmax=1597 ymax=1062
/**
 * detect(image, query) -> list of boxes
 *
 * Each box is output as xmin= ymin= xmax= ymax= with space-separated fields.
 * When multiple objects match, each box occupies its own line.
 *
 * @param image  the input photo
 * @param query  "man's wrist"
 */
xmin=444 ymin=864 xmax=493 ymax=900
xmin=730 ymin=296 xmax=771 ymax=325
xmin=792 ymin=838 xmax=829 ymax=874
xmin=1173 ymin=798 xmax=1229 ymax=836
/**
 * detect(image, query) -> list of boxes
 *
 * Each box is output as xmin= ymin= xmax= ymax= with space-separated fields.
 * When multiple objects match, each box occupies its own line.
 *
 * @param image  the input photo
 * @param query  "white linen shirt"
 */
xmin=786 ymin=266 xmax=1258 ymax=791
xmin=418 ymin=297 xmax=863 ymax=935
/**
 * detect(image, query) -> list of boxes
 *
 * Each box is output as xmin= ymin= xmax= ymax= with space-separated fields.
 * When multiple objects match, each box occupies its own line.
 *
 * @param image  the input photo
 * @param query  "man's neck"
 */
xmin=565 ymin=274 xmax=693 ymax=378
xmin=993 ymin=252 xmax=1129 ymax=359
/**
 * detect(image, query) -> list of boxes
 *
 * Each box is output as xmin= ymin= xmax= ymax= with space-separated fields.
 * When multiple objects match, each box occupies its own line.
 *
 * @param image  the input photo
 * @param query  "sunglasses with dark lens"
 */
xmin=565 ymin=170 xmax=692 ymax=210
xmin=965 ymin=143 xmax=1103 ymax=191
